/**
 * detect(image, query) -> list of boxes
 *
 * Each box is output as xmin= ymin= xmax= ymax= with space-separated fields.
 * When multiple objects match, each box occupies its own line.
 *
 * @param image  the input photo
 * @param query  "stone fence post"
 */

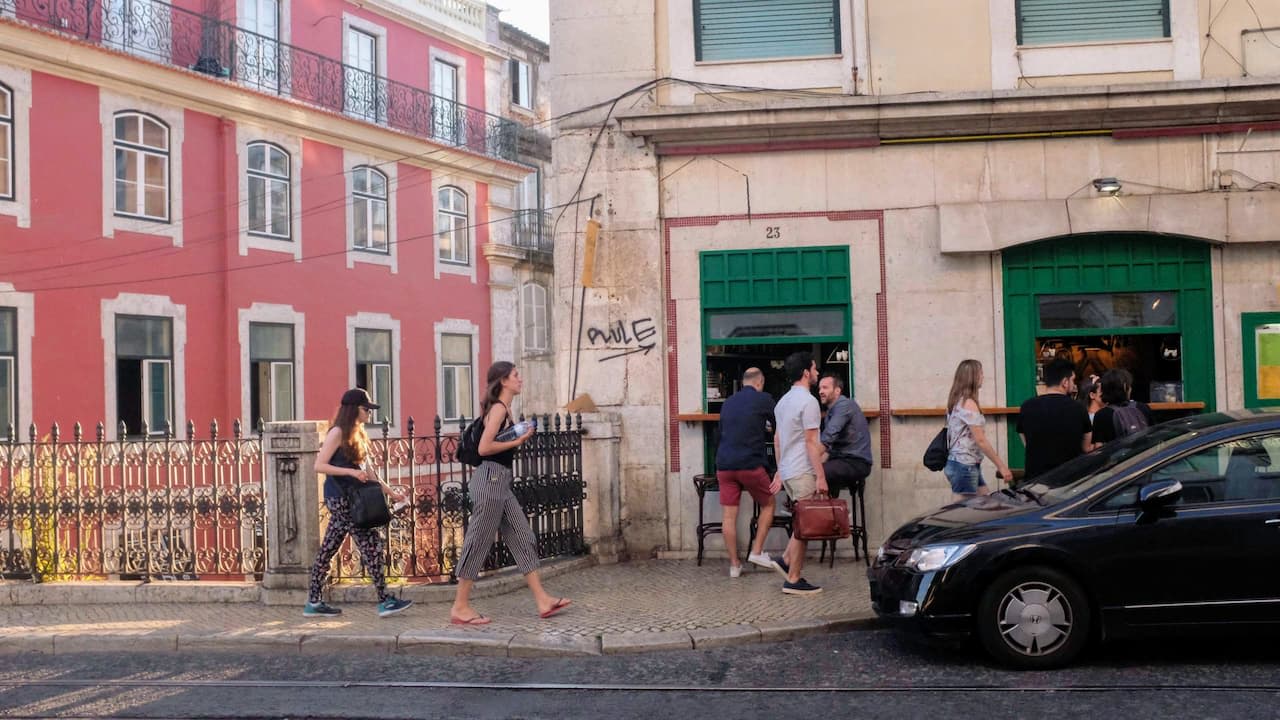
xmin=261 ymin=420 xmax=326 ymax=594
xmin=579 ymin=412 xmax=625 ymax=563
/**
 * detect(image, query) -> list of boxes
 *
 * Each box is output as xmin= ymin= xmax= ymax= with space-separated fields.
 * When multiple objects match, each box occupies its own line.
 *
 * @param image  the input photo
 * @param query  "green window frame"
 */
xmin=694 ymin=0 xmax=841 ymax=63
xmin=1016 ymin=0 xmax=1170 ymax=46
xmin=1243 ymin=312 xmax=1280 ymax=409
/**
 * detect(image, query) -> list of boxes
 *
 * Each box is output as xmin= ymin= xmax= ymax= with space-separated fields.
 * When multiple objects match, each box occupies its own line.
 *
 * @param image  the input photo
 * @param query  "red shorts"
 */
xmin=716 ymin=467 xmax=773 ymax=507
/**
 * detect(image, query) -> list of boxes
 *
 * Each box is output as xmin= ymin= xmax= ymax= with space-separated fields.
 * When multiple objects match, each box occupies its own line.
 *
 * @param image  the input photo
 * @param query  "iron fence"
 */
xmin=511 ymin=210 xmax=552 ymax=254
xmin=325 ymin=413 xmax=586 ymax=585
xmin=0 ymin=421 xmax=265 ymax=582
xmin=2 ymin=0 xmax=520 ymax=162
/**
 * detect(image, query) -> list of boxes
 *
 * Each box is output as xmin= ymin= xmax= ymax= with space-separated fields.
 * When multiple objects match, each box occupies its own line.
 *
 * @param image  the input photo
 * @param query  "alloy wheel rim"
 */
xmin=996 ymin=580 xmax=1073 ymax=656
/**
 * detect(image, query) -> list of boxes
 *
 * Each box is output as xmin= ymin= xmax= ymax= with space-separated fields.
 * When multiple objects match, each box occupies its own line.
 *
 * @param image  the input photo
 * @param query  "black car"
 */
xmin=869 ymin=409 xmax=1280 ymax=669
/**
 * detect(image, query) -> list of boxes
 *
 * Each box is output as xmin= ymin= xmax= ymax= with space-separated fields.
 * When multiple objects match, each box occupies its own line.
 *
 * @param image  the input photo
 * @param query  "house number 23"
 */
xmin=765 ymin=226 xmax=781 ymax=239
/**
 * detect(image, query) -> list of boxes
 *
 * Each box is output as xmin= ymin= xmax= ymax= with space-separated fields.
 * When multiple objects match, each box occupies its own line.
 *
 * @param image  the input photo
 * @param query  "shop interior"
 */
xmin=704 ymin=342 xmax=850 ymax=412
xmin=1034 ymin=333 xmax=1184 ymax=403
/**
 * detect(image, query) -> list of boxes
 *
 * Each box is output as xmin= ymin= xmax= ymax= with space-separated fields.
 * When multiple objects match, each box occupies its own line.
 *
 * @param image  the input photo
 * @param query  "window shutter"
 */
xmin=695 ymin=0 xmax=840 ymax=62
xmin=1017 ymin=0 xmax=1169 ymax=45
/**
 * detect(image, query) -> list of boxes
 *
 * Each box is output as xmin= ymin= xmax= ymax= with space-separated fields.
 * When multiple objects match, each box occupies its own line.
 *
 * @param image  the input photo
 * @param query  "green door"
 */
xmin=1002 ymin=234 xmax=1216 ymax=468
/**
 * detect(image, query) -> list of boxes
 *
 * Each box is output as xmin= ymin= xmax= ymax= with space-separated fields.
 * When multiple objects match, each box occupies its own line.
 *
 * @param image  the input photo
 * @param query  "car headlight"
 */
xmin=904 ymin=544 xmax=976 ymax=572
xmin=876 ymin=545 xmax=886 ymax=562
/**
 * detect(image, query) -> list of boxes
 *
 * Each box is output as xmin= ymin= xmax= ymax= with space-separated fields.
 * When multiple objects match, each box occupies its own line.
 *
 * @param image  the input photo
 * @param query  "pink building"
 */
xmin=0 ymin=0 xmax=549 ymax=438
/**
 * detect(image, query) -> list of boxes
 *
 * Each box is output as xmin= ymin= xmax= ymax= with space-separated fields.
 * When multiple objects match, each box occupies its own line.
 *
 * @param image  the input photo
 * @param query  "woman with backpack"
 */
xmin=944 ymin=359 xmax=1012 ymax=502
xmin=450 ymin=361 xmax=571 ymax=625
xmin=1090 ymin=368 xmax=1155 ymax=445
xmin=304 ymin=388 xmax=413 ymax=618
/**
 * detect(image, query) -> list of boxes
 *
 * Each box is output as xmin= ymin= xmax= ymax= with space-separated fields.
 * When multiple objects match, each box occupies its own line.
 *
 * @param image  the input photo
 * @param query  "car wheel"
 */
xmin=976 ymin=565 xmax=1091 ymax=669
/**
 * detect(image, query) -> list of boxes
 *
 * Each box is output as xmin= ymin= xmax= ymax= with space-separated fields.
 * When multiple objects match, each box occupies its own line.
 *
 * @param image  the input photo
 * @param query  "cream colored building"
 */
xmin=550 ymin=0 xmax=1280 ymax=560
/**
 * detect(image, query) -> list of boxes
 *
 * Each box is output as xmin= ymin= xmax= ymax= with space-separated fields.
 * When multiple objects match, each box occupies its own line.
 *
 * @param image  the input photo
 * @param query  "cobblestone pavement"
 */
xmin=0 ymin=559 xmax=874 ymax=654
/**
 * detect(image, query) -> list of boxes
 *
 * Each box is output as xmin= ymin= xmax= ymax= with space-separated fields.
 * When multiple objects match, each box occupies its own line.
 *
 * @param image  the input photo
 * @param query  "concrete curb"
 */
xmin=0 ymin=615 xmax=881 ymax=658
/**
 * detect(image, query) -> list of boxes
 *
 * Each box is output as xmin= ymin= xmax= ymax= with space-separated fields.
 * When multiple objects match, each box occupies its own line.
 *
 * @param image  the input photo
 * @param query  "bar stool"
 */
xmin=817 ymin=479 xmax=869 ymax=567
xmin=748 ymin=494 xmax=793 ymax=550
xmin=693 ymin=473 xmax=721 ymax=566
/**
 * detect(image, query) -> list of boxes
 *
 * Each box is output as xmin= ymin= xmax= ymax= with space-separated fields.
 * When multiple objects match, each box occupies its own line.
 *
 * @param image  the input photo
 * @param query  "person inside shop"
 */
xmin=817 ymin=374 xmax=873 ymax=499
xmin=1090 ymin=368 xmax=1155 ymax=446
xmin=1016 ymin=358 xmax=1092 ymax=481
xmin=1077 ymin=373 xmax=1103 ymax=423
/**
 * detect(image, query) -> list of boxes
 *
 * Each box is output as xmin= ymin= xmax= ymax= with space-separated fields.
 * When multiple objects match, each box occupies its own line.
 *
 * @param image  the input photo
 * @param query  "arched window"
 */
xmin=436 ymin=186 xmax=468 ymax=264
xmin=247 ymin=142 xmax=291 ymax=238
xmin=522 ymin=283 xmax=549 ymax=353
xmin=113 ymin=112 xmax=170 ymax=221
xmin=0 ymin=83 xmax=12 ymax=201
xmin=352 ymin=165 xmax=389 ymax=252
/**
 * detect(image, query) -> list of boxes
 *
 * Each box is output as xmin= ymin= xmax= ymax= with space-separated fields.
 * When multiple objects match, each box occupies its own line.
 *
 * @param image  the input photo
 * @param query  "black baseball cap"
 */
xmin=341 ymin=388 xmax=380 ymax=410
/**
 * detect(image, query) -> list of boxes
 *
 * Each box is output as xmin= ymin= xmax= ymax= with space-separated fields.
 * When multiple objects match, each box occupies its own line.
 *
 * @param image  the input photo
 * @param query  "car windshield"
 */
xmin=1021 ymin=413 xmax=1242 ymax=505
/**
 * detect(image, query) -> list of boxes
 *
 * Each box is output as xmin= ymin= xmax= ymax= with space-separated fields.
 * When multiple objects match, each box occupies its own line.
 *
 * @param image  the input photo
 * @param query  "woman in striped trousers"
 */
xmin=450 ymin=361 xmax=572 ymax=625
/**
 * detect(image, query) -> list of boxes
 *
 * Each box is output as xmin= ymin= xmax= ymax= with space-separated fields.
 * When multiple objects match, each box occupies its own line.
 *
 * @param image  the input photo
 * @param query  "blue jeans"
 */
xmin=944 ymin=459 xmax=986 ymax=495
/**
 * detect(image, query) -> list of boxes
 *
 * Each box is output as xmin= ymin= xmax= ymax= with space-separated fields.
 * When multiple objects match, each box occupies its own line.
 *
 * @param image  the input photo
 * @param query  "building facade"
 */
xmin=551 ymin=0 xmax=1280 ymax=557
xmin=0 ymin=0 xmax=555 ymax=437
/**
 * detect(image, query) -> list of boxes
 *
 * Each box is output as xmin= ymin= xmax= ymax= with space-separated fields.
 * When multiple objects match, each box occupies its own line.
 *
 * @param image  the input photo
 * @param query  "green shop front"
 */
xmin=697 ymin=246 xmax=853 ymax=471
xmin=1002 ymin=233 xmax=1216 ymax=468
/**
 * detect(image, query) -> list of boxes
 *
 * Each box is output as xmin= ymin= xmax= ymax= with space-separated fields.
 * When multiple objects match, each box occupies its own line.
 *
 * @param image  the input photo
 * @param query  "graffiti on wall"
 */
xmin=588 ymin=317 xmax=657 ymax=362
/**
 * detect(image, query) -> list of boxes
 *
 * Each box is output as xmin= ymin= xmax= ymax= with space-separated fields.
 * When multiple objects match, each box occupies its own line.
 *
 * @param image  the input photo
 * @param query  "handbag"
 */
xmin=345 ymin=481 xmax=391 ymax=529
xmin=793 ymin=493 xmax=851 ymax=541
xmin=922 ymin=426 xmax=950 ymax=471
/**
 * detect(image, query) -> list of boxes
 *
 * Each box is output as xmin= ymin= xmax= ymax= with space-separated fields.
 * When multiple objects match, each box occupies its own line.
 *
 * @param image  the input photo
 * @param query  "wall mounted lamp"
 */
xmin=1092 ymin=177 xmax=1122 ymax=194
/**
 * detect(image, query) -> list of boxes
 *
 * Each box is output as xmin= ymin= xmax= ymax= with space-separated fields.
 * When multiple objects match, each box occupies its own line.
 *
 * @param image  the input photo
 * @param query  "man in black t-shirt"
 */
xmin=1018 ymin=358 xmax=1093 ymax=480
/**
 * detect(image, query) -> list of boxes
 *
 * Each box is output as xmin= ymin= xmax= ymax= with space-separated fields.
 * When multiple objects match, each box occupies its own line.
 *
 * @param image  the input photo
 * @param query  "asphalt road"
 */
xmin=0 ymin=628 xmax=1277 ymax=719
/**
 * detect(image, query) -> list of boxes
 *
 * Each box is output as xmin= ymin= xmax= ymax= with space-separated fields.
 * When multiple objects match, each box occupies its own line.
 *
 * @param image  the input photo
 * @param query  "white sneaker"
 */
xmin=748 ymin=552 xmax=785 ymax=577
xmin=729 ymin=565 xmax=742 ymax=578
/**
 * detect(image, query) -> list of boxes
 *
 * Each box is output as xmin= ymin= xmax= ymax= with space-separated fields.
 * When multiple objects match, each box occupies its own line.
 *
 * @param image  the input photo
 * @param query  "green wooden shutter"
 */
xmin=1016 ymin=0 xmax=1169 ymax=45
xmin=695 ymin=0 xmax=841 ymax=62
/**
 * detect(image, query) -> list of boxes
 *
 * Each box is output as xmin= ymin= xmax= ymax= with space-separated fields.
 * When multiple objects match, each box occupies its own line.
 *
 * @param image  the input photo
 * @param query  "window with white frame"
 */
xmin=437 ymin=186 xmax=469 ymax=265
xmin=242 ymin=0 xmax=281 ymax=93
xmin=249 ymin=322 xmax=294 ymax=426
xmin=113 ymin=112 xmax=169 ymax=221
xmin=440 ymin=333 xmax=473 ymax=421
xmin=431 ymin=58 xmax=460 ymax=144
xmin=510 ymin=59 xmax=532 ymax=109
xmin=247 ymin=142 xmax=290 ymax=239
xmin=522 ymin=283 xmax=549 ymax=353
xmin=0 ymin=83 xmax=11 ymax=201
xmin=355 ymin=328 xmax=393 ymax=426
xmin=345 ymin=27 xmax=381 ymax=122
xmin=352 ymin=165 xmax=389 ymax=253
xmin=115 ymin=314 xmax=173 ymax=436
xmin=0 ymin=308 xmax=14 ymax=437
xmin=1016 ymin=0 xmax=1169 ymax=45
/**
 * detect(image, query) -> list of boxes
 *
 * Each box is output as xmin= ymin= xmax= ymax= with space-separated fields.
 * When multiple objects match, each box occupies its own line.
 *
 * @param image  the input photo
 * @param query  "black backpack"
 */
xmin=456 ymin=416 xmax=485 ymax=467
xmin=1111 ymin=401 xmax=1149 ymax=438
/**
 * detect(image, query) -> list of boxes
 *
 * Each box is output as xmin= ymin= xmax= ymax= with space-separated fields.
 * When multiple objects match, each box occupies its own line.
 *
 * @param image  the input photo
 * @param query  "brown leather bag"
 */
xmin=793 ymin=494 xmax=851 ymax=541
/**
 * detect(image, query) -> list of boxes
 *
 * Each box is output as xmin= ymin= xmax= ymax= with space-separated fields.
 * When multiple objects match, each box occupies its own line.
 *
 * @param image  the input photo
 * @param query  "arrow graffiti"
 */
xmin=588 ymin=317 xmax=658 ymax=363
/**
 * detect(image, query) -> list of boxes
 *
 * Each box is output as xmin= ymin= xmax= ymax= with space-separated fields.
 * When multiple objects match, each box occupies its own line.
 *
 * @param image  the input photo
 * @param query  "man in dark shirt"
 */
xmin=1018 ymin=357 xmax=1093 ymax=480
xmin=715 ymin=367 xmax=779 ymax=578
xmin=817 ymin=375 xmax=873 ymax=498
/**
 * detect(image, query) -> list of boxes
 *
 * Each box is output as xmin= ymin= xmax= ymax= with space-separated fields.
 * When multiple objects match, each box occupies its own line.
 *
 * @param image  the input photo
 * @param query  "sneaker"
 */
xmin=377 ymin=596 xmax=413 ymax=618
xmin=729 ymin=565 xmax=742 ymax=578
xmin=782 ymin=578 xmax=822 ymax=596
xmin=748 ymin=552 xmax=788 ymax=578
xmin=303 ymin=601 xmax=341 ymax=617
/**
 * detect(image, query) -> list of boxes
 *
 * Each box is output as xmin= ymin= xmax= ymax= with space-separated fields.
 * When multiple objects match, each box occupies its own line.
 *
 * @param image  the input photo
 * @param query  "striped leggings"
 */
xmin=455 ymin=461 xmax=540 ymax=581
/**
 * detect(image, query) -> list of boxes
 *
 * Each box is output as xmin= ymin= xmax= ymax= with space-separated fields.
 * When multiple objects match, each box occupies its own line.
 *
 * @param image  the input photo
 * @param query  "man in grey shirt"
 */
xmin=771 ymin=351 xmax=828 ymax=596
xmin=818 ymin=374 xmax=873 ymax=498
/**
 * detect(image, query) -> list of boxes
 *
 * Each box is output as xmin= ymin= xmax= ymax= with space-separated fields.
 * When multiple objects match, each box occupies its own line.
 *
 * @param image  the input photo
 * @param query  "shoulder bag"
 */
xmin=793 ymin=493 xmax=851 ymax=542
xmin=923 ymin=412 xmax=960 ymax=472
xmin=346 ymin=480 xmax=391 ymax=529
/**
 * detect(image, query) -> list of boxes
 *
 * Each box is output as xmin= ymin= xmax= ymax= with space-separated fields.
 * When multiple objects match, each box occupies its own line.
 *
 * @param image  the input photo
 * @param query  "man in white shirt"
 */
xmin=770 ymin=351 xmax=828 ymax=596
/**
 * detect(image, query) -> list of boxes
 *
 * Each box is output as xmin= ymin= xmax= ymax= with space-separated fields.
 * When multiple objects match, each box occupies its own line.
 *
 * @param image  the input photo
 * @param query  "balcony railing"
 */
xmin=512 ymin=209 xmax=552 ymax=254
xmin=2 ymin=0 xmax=520 ymax=162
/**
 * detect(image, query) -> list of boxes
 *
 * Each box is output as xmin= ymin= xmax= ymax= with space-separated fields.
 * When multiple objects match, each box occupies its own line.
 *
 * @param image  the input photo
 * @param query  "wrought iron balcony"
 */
xmin=3 ymin=0 xmax=521 ymax=162
xmin=511 ymin=209 xmax=552 ymax=254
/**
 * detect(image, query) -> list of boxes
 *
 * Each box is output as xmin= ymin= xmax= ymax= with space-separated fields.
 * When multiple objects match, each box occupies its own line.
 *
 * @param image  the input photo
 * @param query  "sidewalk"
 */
xmin=0 ymin=559 xmax=876 ymax=657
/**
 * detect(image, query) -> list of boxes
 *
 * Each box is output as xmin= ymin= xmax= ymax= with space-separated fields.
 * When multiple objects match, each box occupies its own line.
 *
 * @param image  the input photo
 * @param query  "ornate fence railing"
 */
xmin=0 ymin=421 xmax=265 ymax=582
xmin=325 ymin=413 xmax=586 ymax=585
xmin=511 ymin=209 xmax=553 ymax=254
xmin=1 ymin=0 xmax=520 ymax=162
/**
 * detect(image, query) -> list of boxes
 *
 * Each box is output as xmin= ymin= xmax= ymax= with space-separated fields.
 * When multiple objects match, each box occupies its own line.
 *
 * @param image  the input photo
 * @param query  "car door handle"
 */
xmin=1267 ymin=519 xmax=1280 ymax=525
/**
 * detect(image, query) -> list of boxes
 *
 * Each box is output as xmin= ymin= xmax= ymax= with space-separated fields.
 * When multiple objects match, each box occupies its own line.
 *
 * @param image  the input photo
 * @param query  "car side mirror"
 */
xmin=1138 ymin=479 xmax=1183 ymax=507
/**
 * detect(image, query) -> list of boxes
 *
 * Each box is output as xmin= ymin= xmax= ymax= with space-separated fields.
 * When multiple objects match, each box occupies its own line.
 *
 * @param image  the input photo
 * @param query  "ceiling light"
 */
xmin=1092 ymin=177 xmax=1122 ymax=194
